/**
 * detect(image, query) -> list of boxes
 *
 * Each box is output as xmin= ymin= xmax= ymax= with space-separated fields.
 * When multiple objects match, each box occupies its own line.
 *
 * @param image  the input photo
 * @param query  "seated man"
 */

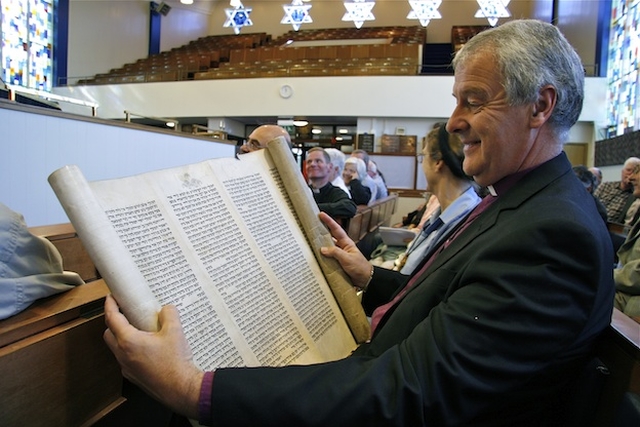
xmin=614 ymin=164 xmax=640 ymax=317
xmin=239 ymin=124 xmax=292 ymax=154
xmin=103 ymin=20 xmax=614 ymax=426
xmin=594 ymin=156 xmax=640 ymax=223
xmin=0 ymin=202 xmax=84 ymax=320
xmin=306 ymin=147 xmax=356 ymax=220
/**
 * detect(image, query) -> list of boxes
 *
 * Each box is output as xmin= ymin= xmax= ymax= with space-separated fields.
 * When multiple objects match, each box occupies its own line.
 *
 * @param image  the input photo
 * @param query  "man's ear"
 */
xmin=530 ymin=85 xmax=557 ymax=128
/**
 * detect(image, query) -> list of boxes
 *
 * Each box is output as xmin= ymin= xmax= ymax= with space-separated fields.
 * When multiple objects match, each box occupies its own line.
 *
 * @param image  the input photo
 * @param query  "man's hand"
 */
xmin=103 ymin=295 xmax=203 ymax=419
xmin=319 ymin=212 xmax=373 ymax=289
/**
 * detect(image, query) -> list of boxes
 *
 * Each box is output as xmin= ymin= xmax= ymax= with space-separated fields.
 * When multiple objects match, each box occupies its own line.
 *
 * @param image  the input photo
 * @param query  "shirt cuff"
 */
xmin=198 ymin=371 xmax=215 ymax=426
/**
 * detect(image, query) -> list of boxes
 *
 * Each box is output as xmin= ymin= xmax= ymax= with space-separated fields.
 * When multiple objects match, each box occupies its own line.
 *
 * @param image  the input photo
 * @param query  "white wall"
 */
xmin=67 ymin=0 xmax=212 ymax=82
xmin=53 ymin=75 xmax=608 ymax=135
xmin=0 ymin=104 xmax=235 ymax=226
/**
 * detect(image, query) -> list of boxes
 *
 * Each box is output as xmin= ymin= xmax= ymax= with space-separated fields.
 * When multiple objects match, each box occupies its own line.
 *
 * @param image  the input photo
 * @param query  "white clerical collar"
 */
xmin=487 ymin=185 xmax=498 ymax=197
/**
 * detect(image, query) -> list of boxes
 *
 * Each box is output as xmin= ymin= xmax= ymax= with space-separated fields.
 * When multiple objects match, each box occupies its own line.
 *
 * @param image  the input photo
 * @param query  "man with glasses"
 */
xmin=239 ymin=124 xmax=292 ymax=154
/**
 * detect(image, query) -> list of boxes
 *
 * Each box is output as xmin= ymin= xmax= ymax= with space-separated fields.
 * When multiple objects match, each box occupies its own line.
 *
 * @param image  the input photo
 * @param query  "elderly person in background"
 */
xmin=594 ymin=156 xmax=640 ymax=223
xmin=343 ymin=157 xmax=372 ymax=205
xmin=614 ymin=163 xmax=640 ymax=317
xmin=324 ymin=148 xmax=351 ymax=197
xmin=367 ymin=160 xmax=388 ymax=199
xmin=351 ymin=149 xmax=378 ymax=204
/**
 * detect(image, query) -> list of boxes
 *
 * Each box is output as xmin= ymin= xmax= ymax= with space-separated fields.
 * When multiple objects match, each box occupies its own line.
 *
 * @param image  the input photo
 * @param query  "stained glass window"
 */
xmin=1 ymin=0 xmax=53 ymax=91
xmin=607 ymin=0 xmax=640 ymax=136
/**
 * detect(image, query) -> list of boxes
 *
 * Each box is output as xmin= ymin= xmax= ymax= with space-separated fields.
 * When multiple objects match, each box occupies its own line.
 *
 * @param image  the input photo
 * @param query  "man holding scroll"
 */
xmin=104 ymin=20 xmax=614 ymax=426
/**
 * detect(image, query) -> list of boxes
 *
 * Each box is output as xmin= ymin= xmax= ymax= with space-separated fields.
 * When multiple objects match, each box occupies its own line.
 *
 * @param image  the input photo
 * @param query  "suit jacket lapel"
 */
xmin=403 ymin=153 xmax=572 ymax=298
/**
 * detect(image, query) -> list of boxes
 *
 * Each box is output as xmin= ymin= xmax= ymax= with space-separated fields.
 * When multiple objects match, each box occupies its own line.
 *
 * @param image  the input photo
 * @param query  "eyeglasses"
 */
xmin=416 ymin=153 xmax=424 ymax=164
xmin=244 ymin=139 xmax=266 ymax=151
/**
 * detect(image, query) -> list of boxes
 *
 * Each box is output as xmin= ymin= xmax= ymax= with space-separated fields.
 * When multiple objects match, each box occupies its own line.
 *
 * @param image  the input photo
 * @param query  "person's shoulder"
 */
xmin=596 ymin=180 xmax=620 ymax=193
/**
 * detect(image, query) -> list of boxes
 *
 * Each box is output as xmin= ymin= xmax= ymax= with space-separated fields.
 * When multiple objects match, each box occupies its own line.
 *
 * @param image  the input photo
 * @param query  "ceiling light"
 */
xmin=181 ymin=0 xmax=194 ymax=4
xmin=336 ymin=136 xmax=344 ymax=141
xmin=338 ymin=128 xmax=349 ymax=134
xmin=277 ymin=118 xmax=295 ymax=126
xmin=166 ymin=122 xmax=175 ymax=128
xmin=312 ymin=128 xmax=322 ymax=134
xmin=293 ymin=120 xmax=308 ymax=126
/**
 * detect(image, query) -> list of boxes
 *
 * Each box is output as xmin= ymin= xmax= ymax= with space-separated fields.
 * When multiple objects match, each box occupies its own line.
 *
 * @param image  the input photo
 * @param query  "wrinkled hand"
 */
xmin=319 ymin=212 xmax=373 ymax=289
xmin=103 ymin=295 xmax=203 ymax=419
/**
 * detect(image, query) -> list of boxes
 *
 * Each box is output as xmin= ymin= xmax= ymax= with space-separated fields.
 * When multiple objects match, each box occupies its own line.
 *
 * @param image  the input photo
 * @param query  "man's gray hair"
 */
xmin=325 ymin=148 xmax=346 ymax=172
xmin=624 ymin=157 xmax=640 ymax=167
xmin=452 ymin=19 xmax=584 ymax=142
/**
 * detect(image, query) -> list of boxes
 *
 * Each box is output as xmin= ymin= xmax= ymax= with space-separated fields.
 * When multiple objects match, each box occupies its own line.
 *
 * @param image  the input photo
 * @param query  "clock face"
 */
xmin=279 ymin=84 xmax=293 ymax=99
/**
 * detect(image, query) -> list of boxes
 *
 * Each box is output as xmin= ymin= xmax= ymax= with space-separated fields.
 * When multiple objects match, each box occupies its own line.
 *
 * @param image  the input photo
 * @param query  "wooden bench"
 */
xmin=344 ymin=193 xmax=398 ymax=244
xmin=0 ymin=224 xmax=174 ymax=426
xmin=592 ymin=308 xmax=640 ymax=425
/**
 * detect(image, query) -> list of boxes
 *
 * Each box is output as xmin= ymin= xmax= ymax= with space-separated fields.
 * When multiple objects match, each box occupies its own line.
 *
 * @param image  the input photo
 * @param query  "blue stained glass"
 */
xmin=234 ymin=12 xmax=247 ymax=26
xmin=292 ymin=10 xmax=304 ymax=22
xmin=1 ymin=0 xmax=53 ymax=91
xmin=607 ymin=0 xmax=640 ymax=136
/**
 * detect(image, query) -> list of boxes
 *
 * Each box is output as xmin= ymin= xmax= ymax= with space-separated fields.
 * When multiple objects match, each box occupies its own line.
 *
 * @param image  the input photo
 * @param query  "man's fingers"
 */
xmin=104 ymin=294 xmax=135 ymax=334
xmin=319 ymin=212 xmax=350 ymax=244
xmin=157 ymin=304 xmax=182 ymax=335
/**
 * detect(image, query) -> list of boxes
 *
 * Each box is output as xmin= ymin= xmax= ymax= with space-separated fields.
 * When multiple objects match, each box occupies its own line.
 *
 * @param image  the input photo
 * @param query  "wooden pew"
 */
xmin=0 ymin=224 xmax=174 ymax=426
xmin=345 ymin=193 xmax=398 ymax=244
xmin=593 ymin=308 xmax=640 ymax=425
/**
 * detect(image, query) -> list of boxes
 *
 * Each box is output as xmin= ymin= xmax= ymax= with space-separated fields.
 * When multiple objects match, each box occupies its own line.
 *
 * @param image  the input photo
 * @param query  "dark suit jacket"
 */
xmin=211 ymin=153 xmax=614 ymax=426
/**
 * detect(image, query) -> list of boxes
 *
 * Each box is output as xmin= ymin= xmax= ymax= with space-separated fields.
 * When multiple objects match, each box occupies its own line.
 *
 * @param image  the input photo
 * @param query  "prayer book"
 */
xmin=379 ymin=226 xmax=417 ymax=247
xmin=48 ymin=138 xmax=369 ymax=371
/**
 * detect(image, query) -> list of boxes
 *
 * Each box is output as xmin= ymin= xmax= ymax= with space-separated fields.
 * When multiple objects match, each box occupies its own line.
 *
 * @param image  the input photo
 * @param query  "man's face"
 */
xmin=622 ymin=162 xmax=637 ymax=188
xmin=448 ymin=51 xmax=534 ymax=187
xmin=306 ymin=151 xmax=331 ymax=182
xmin=241 ymin=129 xmax=268 ymax=153
xmin=631 ymin=166 xmax=640 ymax=197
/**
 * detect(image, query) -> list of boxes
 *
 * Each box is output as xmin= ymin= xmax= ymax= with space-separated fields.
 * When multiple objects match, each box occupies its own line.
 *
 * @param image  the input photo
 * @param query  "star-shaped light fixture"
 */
xmin=342 ymin=0 xmax=375 ymax=29
xmin=281 ymin=0 xmax=313 ymax=31
xmin=407 ymin=0 xmax=441 ymax=27
xmin=224 ymin=0 xmax=253 ymax=35
xmin=475 ymin=0 xmax=510 ymax=27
